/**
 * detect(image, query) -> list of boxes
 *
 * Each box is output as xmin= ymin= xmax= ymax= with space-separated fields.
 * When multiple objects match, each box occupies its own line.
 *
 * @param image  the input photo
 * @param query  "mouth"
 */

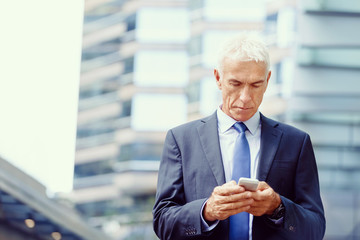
xmin=235 ymin=106 xmax=252 ymax=111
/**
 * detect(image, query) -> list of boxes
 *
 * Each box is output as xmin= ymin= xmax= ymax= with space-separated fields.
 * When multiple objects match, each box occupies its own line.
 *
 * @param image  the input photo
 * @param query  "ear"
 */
xmin=214 ymin=69 xmax=222 ymax=90
xmin=266 ymin=70 xmax=271 ymax=84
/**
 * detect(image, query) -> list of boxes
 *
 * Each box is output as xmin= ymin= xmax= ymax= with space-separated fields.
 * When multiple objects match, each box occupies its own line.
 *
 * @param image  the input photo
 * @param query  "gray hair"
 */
xmin=216 ymin=33 xmax=270 ymax=76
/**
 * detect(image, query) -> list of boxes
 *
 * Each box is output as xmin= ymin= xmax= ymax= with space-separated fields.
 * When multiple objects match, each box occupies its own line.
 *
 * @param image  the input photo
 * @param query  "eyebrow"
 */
xmin=228 ymin=79 xmax=265 ymax=84
xmin=229 ymin=79 xmax=241 ymax=82
xmin=252 ymin=79 xmax=265 ymax=84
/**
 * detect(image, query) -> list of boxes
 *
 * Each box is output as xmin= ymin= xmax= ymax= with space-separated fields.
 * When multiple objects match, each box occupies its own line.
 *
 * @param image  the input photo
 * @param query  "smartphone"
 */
xmin=238 ymin=177 xmax=259 ymax=191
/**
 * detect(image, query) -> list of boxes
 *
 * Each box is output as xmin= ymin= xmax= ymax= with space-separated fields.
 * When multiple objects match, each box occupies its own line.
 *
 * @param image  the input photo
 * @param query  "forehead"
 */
xmin=221 ymin=58 xmax=267 ymax=79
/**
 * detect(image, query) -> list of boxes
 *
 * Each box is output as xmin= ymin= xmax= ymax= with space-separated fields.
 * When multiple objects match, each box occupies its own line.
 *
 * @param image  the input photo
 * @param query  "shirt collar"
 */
xmin=217 ymin=105 xmax=260 ymax=135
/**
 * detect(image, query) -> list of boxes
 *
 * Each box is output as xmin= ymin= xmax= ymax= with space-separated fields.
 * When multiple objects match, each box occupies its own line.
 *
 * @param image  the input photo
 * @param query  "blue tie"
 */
xmin=229 ymin=122 xmax=250 ymax=240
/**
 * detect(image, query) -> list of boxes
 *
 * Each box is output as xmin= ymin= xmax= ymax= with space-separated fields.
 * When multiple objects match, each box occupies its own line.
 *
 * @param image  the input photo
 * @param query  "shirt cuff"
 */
xmin=267 ymin=216 xmax=284 ymax=225
xmin=200 ymin=199 xmax=219 ymax=232
xmin=266 ymin=201 xmax=285 ymax=226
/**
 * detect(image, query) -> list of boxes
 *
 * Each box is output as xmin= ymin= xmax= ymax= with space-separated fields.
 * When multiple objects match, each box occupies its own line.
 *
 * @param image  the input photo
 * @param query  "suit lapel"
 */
xmin=257 ymin=114 xmax=283 ymax=181
xmin=197 ymin=112 xmax=226 ymax=186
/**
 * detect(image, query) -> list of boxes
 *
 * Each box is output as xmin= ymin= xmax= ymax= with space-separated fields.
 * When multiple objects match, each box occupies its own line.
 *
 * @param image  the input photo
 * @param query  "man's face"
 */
xmin=215 ymin=58 xmax=271 ymax=122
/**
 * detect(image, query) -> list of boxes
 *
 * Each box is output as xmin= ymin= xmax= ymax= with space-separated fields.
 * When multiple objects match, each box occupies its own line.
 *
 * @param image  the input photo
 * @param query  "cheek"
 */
xmin=254 ymin=90 xmax=265 ymax=104
xmin=223 ymin=90 xmax=239 ymax=103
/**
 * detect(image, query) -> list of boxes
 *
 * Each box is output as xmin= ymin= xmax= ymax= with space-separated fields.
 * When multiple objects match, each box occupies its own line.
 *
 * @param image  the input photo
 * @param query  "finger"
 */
xmin=226 ymin=180 xmax=247 ymax=192
xmin=252 ymin=188 xmax=273 ymax=201
xmin=246 ymin=208 xmax=265 ymax=216
xmin=257 ymin=181 xmax=270 ymax=190
xmin=214 ymin=191 xmax=253 ymax=207
xmin=214 ymin=183 xmax=244 ymax=196
xmin=217 ymin=199 xmax=254 ymax=215
xmin=228 ymin=198 xmax=254 ymax=210
xmin=219 ymin=192 xmax=253 ymax=206
xmin=223 ymin=180 xmax=246 ymax=192
xmin=248 ymin=190 xmax=281 ymax=215
xmin=224 ymin=180 xmax=248 ymax=190
xmin=210 ymin=191 xmax=254 ymax=208
xmin=206 ymin=197 xmax=254 ymax=220
xmin=226 ymin=205 xmax=252 ymax=218
xmin=249 ymin=200 xmax=270 ymax=209
xmin=225 ymin=180 xmax=237 ymax=186
xmin=211 ymin=204 xmax=252 ymax=221
xmin=231 ymin=191 xmax=253 ymax=201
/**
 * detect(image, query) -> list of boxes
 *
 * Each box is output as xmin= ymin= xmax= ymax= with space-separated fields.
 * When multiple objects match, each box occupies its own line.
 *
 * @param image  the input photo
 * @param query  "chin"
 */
xmin=231 ymin=110 xmax=252 ymax=122
xmin=235 ymin=116 xmax=249 ymax=122
xmin=231 ymin=114 xmax=249 ymax=122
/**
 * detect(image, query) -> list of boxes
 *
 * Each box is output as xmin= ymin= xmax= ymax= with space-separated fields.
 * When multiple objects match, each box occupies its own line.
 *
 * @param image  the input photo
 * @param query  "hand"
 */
xmin=203 ymin=181 xmax=254 ymax=222
xmin=247 ymin=181 xmax=281 ymax=216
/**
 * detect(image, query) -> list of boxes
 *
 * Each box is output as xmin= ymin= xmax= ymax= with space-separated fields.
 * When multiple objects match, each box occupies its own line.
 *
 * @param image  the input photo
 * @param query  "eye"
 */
xmin=229 ymin=80 xmax=241 ymax=86
xmin=252 ymin=81 xmax=264 ymax=88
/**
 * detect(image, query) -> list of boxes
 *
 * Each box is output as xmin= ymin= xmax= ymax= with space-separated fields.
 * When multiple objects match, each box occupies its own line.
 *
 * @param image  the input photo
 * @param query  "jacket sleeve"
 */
xmin=282 ymin=133 xmax=325 ymax=238
xmin=152 ymin=130 xmax=209 ymax=240
xmin=259 ymin=133 xmax=326 ymax=239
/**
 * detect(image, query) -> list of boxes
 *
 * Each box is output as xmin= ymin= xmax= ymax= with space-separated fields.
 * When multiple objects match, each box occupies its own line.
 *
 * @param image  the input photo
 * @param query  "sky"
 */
xmin=0 ymin=1 xmax=84 ymax=193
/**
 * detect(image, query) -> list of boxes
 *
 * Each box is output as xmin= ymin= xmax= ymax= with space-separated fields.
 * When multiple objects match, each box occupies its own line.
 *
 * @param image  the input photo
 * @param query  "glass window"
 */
xmin=280 ymin=58 xmax=295 ymax=98
xmin=265 ymin=12 xmax=278 ymax=38
xmin=118 ymin=142 xmax=163 ymax=162
xmin=203 ymin=0 xmax=266 ymax=21
xmin=201 ymin=31 xmax=249 ymax=68
xmin=74 ymin=159 xmax=115 ymax=178
xmin=298 ymin=14 xmax=360 ymax=46
xmin=187 ymin=81 xmax=201 ymax=103
xmin=189 ymin=0 xmax=204 ymax=10
xmin=77 ymin=126 xmax=114 ymax=139
xmin=126 ymin=14 xmax=136 ymax=32
xmin=302 ymin=0 xmax=360 ymax=14
xmin=199 ymin=77 xmax=221 ymax=116
xmin=121 ymin=100 xmax=132 ymax=118
xmin=297 ymin=47 xmax=360 ymax=69
xmin=134 ymin=50 xmax=188 ymax=87
xmin=79 ymin=83 xmax=103 ymax=99
xmin=292 ymin=66 xmax=360 ymax=96
xmin=79 ymin=80 xmax=117 ymax=99
xmin=188 ymin=35 xmax=202 ymax=56
xmin=123 ymin=57 xmax=134 ymax=74
xmin=101 ymin=36 xmax=122 ymax=45
xmin=276 ymin=7 xmax=296 ymax=47
xmin=131 ymin=93 xmax=187 ymax=131
xmin=76 ymin=198 xmax=131 ymax=218
xmin=135 ymin=7 xmax=189 ymax=43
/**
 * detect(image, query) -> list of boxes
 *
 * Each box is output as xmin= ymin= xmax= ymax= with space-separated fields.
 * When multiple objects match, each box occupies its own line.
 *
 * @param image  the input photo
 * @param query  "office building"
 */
xmin=289 ymin=0 xmax=360 ymax=238
xmin=0 ymin=156 xmax=110 ymax=240
xmin=73 ymin=0 xmax=188 ymax=239
xmin=72 ymin=0 xmax=296 ymax=238
xmin=187 ymin=0 xmax=296 ymax=120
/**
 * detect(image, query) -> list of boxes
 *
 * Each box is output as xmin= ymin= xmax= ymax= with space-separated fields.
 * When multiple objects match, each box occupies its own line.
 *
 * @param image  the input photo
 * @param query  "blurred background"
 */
xmin=0 ymin=0 xmax=360 ymax=239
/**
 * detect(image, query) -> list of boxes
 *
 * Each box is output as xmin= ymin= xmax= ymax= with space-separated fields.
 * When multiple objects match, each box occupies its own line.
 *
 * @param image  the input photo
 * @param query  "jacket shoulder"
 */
xmin=170 ymin=113 xmax=216 ymax=134
xmin=261 ymin=114 xmax=308 ymax=137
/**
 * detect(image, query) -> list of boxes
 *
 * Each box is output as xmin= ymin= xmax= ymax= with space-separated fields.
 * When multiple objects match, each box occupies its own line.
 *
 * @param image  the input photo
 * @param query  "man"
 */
xmin=153 ymin=34 xmax=325 ymax=240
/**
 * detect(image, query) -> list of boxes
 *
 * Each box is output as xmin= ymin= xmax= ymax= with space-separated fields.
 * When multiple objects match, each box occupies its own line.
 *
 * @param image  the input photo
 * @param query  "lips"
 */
xmin=236 ymin=106 xmax=251 ymax=110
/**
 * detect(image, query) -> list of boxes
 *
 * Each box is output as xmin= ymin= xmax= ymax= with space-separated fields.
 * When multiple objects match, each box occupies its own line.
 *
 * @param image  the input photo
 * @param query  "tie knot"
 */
xmin=233 ymin=122 xmax=247 ymax=133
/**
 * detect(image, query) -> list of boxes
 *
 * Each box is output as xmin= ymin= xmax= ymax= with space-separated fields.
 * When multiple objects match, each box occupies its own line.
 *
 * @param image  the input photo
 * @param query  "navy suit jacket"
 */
xmin=153 ymin=112 xmax=325 ymax=240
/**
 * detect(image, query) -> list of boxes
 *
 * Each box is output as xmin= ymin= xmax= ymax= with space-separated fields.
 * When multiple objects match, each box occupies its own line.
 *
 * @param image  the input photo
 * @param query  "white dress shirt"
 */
xmin=217 ymin=107 xmax=261 ymax=239
xmin=216 ymin=106 xmax=261 ymax=182
xmin=201 ymin=107 xmax=262 ymax=238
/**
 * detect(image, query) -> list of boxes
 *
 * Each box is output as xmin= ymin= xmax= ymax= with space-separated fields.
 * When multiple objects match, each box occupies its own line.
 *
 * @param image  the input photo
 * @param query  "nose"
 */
xmin=239 ymin=86 xmax=251 ymax=103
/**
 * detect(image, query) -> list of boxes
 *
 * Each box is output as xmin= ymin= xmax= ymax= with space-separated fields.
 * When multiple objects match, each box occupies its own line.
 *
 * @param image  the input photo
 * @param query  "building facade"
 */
xmin=289 ymin=0 xmax=360 ymax=238
xmin=72 ymin=0 xmax=308 ymax=239
xmin=0 ymin=157 xmax=110 ymax=240
xmin=74 ymin=0 xmax=189 ymax=239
